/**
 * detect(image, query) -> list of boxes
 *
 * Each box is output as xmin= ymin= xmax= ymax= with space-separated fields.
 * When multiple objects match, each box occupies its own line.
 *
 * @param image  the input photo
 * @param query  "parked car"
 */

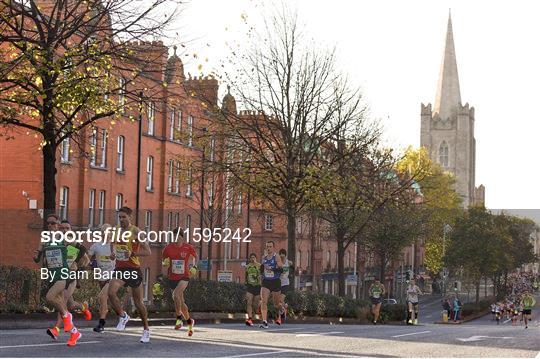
xmin=382 ymin=298 xmax=398 ymax=305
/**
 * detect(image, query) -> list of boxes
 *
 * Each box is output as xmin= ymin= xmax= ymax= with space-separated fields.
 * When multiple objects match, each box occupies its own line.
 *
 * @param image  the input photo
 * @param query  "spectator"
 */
xmin=453 ymin=296 xmax=462 ymax=322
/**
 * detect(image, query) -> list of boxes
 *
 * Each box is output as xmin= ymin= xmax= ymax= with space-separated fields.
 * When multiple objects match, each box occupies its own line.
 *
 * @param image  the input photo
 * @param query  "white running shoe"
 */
xmin=116 ymin=313 xmax=130 ymax=331
xmin=140 ymin=329 xmax=151 ymax=343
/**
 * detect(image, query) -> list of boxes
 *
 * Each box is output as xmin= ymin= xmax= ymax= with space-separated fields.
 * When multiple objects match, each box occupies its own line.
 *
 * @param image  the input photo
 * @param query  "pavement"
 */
xmin=1 ymin=317 xmax=539 ymax=357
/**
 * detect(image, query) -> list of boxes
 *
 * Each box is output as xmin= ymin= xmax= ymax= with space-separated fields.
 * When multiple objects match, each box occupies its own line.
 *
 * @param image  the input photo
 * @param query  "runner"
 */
xmin=259 ymin=240 xmax=284 ymax=329
xmin=107 ymin=206 xmax=152 ymax=343
xmin=368 ymin=278 xmax=385 ymax=324
xmin=60 ymin=220 xmax=91 ymax=321
xmin=406 ymin=278 xmax=423 ymax=325
xmin=278 ymin=249 xmax=293 ymax=322
xmin=512 ymin=301 xmax=521 ymax=326
xmin=521 ymin=290 xmax=536 ymax=329
xmin=88 ymin=224 xmax=116 ymax=333
xmin=495 ymin=302 xmax=502 ymax=325
xmin=33 ymin=214 xmax=81 ymax=346
xmin=244 ymin=253 xmax=261 ymax=326
xmin=161 ymin=227 xmax=198 ymax=336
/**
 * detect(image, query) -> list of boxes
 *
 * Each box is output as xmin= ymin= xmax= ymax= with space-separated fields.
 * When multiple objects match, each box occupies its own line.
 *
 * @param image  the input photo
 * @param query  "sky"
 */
xmin=172 ymin=0 xmax=540 ymax=210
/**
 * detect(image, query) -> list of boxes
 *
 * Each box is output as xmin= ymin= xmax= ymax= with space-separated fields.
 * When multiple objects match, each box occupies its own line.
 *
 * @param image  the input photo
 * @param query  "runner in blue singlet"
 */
xmin=259 ymin=240 xmax=283 ymax=328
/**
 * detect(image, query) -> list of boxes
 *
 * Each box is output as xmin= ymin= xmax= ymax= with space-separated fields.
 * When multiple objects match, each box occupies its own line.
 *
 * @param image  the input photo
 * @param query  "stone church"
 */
xmin=420 ymin=13 xmax=485 ymax=207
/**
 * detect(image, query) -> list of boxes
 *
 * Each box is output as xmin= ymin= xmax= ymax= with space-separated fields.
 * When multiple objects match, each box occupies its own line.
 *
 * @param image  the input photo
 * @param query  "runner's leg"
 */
xmin=246 ymin=292 xmax=254 ymax=319
xmin=131 ymin=284 xmax=149 ymax=330
xmin=108 ymin=279 xmax=126 ymax=317
xmin=260 ymin=287 xmax=270 ymax=324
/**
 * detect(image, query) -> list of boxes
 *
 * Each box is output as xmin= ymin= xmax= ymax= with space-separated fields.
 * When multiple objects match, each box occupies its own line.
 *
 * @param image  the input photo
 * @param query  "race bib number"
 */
xmin=372 ymin=293 xmax=380 ymax=299
xmin=46 ymin=249 xmax=63 ymax=269
xmin=171 ymin=260 xmax=185 ymax=274
xmin=115 ymin=246 xmax=129 ymax=261
xmin=98 ymin=255 xmax=111 ymax=263
xmin=264 ymin=269 xmax=274 ymax=278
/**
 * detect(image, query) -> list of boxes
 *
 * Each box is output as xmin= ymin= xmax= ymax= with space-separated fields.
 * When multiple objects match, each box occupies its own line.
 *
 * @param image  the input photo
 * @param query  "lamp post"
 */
xmin=442 ymin=223 xmax=452 ymax=296
xmin=198 ymin=127 xmax=208 ymax=279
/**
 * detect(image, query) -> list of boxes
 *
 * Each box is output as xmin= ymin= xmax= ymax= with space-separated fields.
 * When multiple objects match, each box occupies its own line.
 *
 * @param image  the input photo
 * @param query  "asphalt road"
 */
xmin=1 ymin=317 xmax=539 ymax=358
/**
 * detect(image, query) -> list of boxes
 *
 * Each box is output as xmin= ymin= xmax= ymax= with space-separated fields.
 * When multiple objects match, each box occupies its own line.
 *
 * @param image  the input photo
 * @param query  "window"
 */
xmin=88 ymin=189 xmax=95 ymax=228
xmin=144 ymin=211 xmax=152 ymax=232
xmin=297 ymin=250 xmax=301 ymax=268
xmin=186 ymin=166 xmax=192 ymax=197
xmin=176 ymin=110 xmax=182 ymax=140
xmin=118 ymin=78 xmax=126 ymax=113
xmin=98 ymin=190 xmax=105 ymax=225
xmin=225 ymin=181 xmax=232 ymax=217
xmin=147 ymin=102 xmax=155 ymax=135
xmin=143 ymin=268 xmax=150 ymax=301
xmin=210 ymin=137 xmax=216 ymax=162
xmin=146 ymin=156 xmax=153 ymax=191
xmin=264 ymin=214 xmax=273 ymax=231
xmin=174 ymin=161 xmax=181 ymax=194
xmin=439 ymin=141 xmax=449 ymax=168
xmin=116 ymin=136 xmax=124 ymax=171
xmin=345 ymin=252 xmax=349 ymax=269
xmin=60 ymin=137 xmax=70 ymax=163
xmin=59 ymin=187 xmax=69 ymax=220
xmin=90 ymin=128 xmax=97 ymax=166
xmin=326 ymin=251 xmax=331 ymax=266
xmin=167 ymin=212 xmax=173 ymax=231
xmin=185 ymin=215 xmax=191 ymax=235
xmin=174 ymin=212 xmax=180 ymax=229
xmin=100 ymin=129 xmax=107 ymax=168
xmin=305 ymin=251 xmax=310 ymax=269
xmin=167 ymin=160 xmax=174 ymax=193
xmin=169 ymin=108 xmax=175 ymax=141
xmin=237 ymin=193 xmax=242 ymax=214
xmin=187 ymin=115 xmax=193 ymax=146
xmin=208 ymin=180 xmax=214 ymax=206
xmin=115 ymin=193 xmax=123 ymax=224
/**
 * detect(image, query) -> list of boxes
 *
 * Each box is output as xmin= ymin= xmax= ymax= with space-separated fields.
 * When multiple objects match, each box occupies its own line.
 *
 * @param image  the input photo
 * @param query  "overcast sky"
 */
xmin=174 ymin=0 xmax=540 ymax=210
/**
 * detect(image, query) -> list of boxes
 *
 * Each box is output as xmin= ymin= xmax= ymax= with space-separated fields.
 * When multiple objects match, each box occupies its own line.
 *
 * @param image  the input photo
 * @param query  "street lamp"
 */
xmin=442 ymin=224 xmax=452 ymax=296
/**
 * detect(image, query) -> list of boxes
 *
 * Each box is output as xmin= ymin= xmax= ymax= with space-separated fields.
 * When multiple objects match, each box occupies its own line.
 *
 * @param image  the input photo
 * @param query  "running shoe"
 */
xmin=116 ymin=313 xmax=130 ymax=331
xmin=66 ymin=330 xmax=81 ymax=347
xmin=46 ymin=326 xmax=59 ymax=340
xmin=275 ymin=316 xmax=282 ymax=325
xmin=187 ymin=319 xmax=195 ymax=337
xmin=245 ymin=318 xmax=254 ymax=326
xmin=259 ymin=321 xmax=269 ymax=329
xmin=82 ymin=302 xmax=92 ymax=321
xmin=93 ymin=323 xmax=105 ymax=333
xmin=140 ymin=329 xmax=151 ymax=343
xmin=414 ymin=319 xmax=418 ymax=325
xmin=63 ymin=312 xmax=74 ymax=332
xmin=174 ymin=319 xmax=183 ymax=330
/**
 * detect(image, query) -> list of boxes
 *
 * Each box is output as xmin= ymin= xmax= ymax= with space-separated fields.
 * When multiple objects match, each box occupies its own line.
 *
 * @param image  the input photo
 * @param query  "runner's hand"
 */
xmin=110 ymin=252 xmax=116 ymax=260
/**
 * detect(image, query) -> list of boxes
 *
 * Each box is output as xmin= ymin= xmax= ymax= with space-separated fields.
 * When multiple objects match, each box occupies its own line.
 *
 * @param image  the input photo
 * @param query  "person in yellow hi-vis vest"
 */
xmin=153 ymin=275 xmax=164 ymax=309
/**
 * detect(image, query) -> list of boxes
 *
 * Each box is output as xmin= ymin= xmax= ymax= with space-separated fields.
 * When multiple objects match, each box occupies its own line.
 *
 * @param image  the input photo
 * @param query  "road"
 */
xmin=1 ymin=318 xmax=539 ymax=357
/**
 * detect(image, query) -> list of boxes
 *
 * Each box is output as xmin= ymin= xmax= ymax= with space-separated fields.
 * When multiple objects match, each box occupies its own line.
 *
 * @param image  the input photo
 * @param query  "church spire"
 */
xmin=433 ymin=11 xmax=461 ymax=120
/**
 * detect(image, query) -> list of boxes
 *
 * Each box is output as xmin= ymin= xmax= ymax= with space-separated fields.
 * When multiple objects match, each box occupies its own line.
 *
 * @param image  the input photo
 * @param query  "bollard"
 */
xmin=442 ymin=310 xmax=448 ymax=322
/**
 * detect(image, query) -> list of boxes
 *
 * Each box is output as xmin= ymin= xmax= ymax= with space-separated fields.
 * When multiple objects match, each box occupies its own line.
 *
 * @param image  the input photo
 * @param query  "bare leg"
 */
xmin=131 ymin=285 xmax=149 ymax=330
xmin=98 ymin=283 xmax=109 ymax=319
xmin=246 ymin=292 xmax=254 ymax=318
xmin=108 ymin=279 xmax=126 ymax=316
xmin=260 ymin=287 xmax=270 ymax=322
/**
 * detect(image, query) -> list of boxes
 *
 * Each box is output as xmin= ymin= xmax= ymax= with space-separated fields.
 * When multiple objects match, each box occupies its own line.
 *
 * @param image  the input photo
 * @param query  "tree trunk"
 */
xmin=42 ymin=141 xmax=57 ymax=228
xmin=337 ymin=237 xmax=345 ymax=297
xmin=475 ymin=280 xmax=480 ymax=305
xmin=379 ymin=254 xmax=386 ymax=289
xmin=484 ymin=277 xmax=487 ymax=298
xmin=286 ymin=211 xmax=296 ymax=286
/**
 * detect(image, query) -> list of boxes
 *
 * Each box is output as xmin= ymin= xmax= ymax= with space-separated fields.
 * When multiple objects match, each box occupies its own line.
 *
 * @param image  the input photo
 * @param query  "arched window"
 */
xmin=439 ymin=141 xmax=449 ymax=168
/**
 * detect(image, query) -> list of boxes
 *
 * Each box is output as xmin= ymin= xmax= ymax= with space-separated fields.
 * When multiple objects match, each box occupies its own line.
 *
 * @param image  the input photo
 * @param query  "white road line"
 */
xmin=391 ymin=330 xmax=431 ymax=338
xmin=0 ymin=341 xmax=101 ymax=349
xmin=503 ymin=318 xmax=512 ymax=324
xmin=245 ymin=327 xmax=305 ymax=333
xmin=296 ymin=331 xmax=344 ymax=337
xmin=229 ymin=349 xmax=292 ymax=357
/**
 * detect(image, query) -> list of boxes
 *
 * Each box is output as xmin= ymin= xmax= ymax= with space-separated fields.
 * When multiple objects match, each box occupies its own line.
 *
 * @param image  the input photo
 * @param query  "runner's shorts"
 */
xmin=246 ymin=284 xmax=261 ymax=296
xmin=262 ymin=279 xmax=281 ymax=293
xmin=370 ymin=297 xmax=382 ymax=305
xmin=166 ymin=277 xmax=189 ymax=290
xmin=114 ymin=268 xmax=143 ymax=288
xmin=280 ymin=284 xmax=291 ymax=294
xmin=523 ymin=309 xmax=532 ymax=315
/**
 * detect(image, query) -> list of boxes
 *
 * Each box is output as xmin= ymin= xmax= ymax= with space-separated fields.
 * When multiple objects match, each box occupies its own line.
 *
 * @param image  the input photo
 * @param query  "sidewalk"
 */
xmin=0 ymin=312 xmax=379 ymax=330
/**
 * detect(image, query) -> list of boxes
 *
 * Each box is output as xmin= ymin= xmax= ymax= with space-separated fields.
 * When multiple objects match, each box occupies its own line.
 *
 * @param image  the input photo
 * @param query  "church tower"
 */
xmin=420 ymin=12 xmax=484 ymax=207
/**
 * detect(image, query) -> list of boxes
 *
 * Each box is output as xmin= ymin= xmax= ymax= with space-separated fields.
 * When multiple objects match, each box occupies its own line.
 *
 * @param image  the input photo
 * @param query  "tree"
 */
xmin=216 ymin=6 xmax=363 ymax=273
xmin=396 ymin=147 xmax=462 ymax=276
xmin=0 ymin=0 xmax=180 ymax=221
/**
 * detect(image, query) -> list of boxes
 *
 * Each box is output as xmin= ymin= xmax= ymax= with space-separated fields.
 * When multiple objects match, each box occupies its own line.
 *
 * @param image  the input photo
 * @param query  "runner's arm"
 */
xmin=161 ymin=248 xmax=170 ymax=277
xmin=134 ymin=231 xmax=151 ymax=257
xmin=276 ymin=254 xmax=284 ymax=268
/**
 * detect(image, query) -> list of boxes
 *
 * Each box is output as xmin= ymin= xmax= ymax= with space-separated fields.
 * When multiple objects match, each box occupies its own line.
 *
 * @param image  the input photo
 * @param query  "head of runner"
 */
xmin=265 ymin=240 xmax=276 ymax=256
xmin=249 ymin=253 xmax=257 ymax=263
xmin=118 ymin=206 xmax=132 ymax=230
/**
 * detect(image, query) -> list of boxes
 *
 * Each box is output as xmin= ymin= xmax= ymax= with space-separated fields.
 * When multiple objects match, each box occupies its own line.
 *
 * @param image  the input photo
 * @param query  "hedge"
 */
xmin=1 ymin=266 xmax=403 ymax=322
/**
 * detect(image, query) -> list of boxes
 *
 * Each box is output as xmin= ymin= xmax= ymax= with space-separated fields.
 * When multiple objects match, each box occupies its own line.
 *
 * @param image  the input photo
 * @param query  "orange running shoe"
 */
xmin=66 ymin=329 xmax=81 ymax=347
xmin=245 ymin=318 xmax=254 ymax=326
xmin=63 ymin=312 xmax=74 ymax=332
xmin=275 ymin=316 xmax=282 ymax=325
xmin=46 ymin=326 xmax=59 ymax=340
xmin=187 ymin=318 xmax=195 ymax=337
xmin=82 ymin=302 xmax=92 ymax=321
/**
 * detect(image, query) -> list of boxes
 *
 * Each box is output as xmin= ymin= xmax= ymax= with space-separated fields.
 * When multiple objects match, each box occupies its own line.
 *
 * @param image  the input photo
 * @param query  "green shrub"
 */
xmin=381 ymin=304 xmax=407 ymax=322
xmin=0 ymin=266 xmax=41 ymax=313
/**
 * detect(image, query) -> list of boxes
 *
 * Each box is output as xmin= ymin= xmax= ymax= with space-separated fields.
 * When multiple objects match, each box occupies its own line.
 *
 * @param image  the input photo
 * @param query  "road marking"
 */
xmin=0 ymin=341 xmax=101 ymax=349
xmin=503 ymin=318 xmax=512 ymax=324
xmin=391 ymin=330 xmax=431 ymax=338
xmin=296 ymin=331 xmax=344 ymax=337
xmin=245 ymin=327 xmax=305 ymax=333
xmin=457 ymin=335 xmax=513 ymax=342
xmin=229 ymin=349 xmax=292 ymax=357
